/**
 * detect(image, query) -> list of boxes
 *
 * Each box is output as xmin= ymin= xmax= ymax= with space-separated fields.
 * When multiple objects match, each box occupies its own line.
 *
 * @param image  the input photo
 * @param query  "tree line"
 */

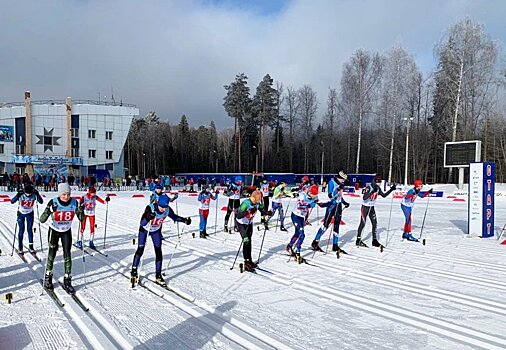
xmin=124 ymin=18 xmax=506 ymax=184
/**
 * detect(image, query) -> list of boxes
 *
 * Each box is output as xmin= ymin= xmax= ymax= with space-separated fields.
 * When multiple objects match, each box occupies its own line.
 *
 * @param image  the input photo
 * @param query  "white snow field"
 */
xmin=0 ymin=187 xmax=505 ymax=350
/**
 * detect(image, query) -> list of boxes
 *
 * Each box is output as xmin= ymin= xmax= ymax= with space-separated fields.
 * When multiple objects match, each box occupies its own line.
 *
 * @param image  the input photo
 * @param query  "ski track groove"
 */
xmin=261 ymin=233 xmax=506 ymax=291
xmin=78 ymin=225 xmax=291 ymax=350
xmin=164 ymin=235 xmax=506 ymax=350
xmin=0 ymin=214 xmax=133 ymax=350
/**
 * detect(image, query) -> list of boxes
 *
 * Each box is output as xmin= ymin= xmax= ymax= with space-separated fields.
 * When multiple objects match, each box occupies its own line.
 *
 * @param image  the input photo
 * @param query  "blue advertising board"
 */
xmin=468 ymin=162 xmax=495 ymax=238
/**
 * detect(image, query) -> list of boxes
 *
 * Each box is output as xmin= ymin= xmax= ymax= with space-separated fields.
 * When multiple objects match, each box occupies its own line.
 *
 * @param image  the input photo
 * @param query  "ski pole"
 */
xmin=256 ymin=226 xmax=268 ymax=265
xmin=497 ymin=222 xmax=506 ymax=241
xmin=163 ymin=227 xmax=185 ymax=275
xmin=418 ymin=195 xmax=431 ymax=240
xmin=175 ymin=198 xmax=180 ymax=238
xmin=385 ymin=193 xmax=396 ymax=247
xmin=36 ymin=202 xmax=43 ymax=252
xmin=103 ymin=199 xmax=109 ymax=250
xmin=214 ymin=194 xmax=218 ymax=235
xmin=10 ymin=201 xmax=20 ymax=256
xmin=323 ymin=204 xmax=340 ymax=254
xmin=137 ymin=222 xmax=152 ymax=285
xmin=229 ymin=240 xmax=243 ymax=270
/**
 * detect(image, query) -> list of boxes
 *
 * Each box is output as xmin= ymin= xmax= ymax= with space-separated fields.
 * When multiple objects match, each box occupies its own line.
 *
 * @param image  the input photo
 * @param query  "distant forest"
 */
xmin=124 ymin=18 xmax=506 ymax=184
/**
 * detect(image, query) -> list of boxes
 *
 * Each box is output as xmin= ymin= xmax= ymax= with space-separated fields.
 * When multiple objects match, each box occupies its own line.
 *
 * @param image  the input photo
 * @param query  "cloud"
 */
xmin=0 ymin=0 xmax=504 ymax=129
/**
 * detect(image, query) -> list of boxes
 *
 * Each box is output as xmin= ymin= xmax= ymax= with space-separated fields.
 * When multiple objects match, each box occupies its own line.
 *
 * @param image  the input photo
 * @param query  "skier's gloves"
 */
xmin=33 ymin=189 xmax=40 ymax=196
xmin=105 ymin=196 xmax=110 ymax=202
xmin=310 ymin=201 xmax=316 ymax=208
xmin=215 ymin=189 xmax=219 ymax=194
xmin=338 ymin=183 xmax=346 ymax=190
xmin=184 ymin=217 xmax=192 ymax=225
xmin=428 ymin=188 xmax=434 ymax=194
xmin=50 ymin=202 xmax=58 ymax=213
xmin=173 ymin=193 xmax=179 ymax=200
xmin=344 ymin=202 xmax=350 ymax=208
xmin=17 ymin=188 xmax=24 ymax=196
xmin=390 ymin=184 xmax=397 ymax=191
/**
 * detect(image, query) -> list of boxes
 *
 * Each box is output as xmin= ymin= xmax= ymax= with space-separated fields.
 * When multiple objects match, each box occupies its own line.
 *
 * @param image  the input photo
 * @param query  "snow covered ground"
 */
xmin=1 ymin=186 xmax=506 ymax=350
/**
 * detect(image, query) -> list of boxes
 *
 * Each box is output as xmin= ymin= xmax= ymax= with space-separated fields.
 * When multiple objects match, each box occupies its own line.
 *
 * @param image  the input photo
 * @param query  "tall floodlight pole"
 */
xmin=403 ymin=117 xmax=414 ymax=186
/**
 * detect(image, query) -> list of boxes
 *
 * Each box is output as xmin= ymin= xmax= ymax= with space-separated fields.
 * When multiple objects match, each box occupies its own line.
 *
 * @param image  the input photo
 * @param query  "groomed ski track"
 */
xmin=2 ymin=191 xmax=506 ymax=349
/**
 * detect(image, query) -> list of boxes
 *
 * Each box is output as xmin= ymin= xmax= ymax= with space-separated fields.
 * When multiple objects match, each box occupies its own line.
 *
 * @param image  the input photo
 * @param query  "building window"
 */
xmin=88 ymin=130 xmax=96 ymax=139
xmin=105 ymin=131 xmax=113 ymax=140
xmin=72 ymin=148 xmax=79 ymax=157
xmin=71 ymin=128 xmax=79 ymax=137
xmin=106 ymin=150 xmax=113 ymax=160
xmin=0 ymin=144 xmax=4 ymax=154
xmin=89 ymin=149 xmax=96 ymax=158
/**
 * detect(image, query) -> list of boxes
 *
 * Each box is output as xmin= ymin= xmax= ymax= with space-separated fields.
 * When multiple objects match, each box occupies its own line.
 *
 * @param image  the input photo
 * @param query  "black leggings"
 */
xmin=46 ymin=228 xmax=73 ymax=275
xmin=224 ymin=199 xmax=240 ymax=225
xmin=237 ymin=223 xmax=253 ymax=261
xmin=357 ymin=205 xmax=377 ymax=240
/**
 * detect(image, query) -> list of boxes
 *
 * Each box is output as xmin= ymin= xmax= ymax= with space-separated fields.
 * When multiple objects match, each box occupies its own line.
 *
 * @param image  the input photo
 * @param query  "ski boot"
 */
xmin=371 ymin=239 xmax=384 ymax=248
xmin=402 ymin=233 xmax=419 ymax=242
xmin=75 ymin=240 xmax=83 ymax=249
xmin=88 ymin=240 xmax=96 ymax=249
xmin=355 ymin=238 xmax=368 ymax=247
xmin=295 ymin=253 xmax=306 ymax=264
xmin=63 ymin=275 xmax=76 ymax=295
xmin=333 ymin=245 xmax=348 ymax=257
xmin=286 ymin=244 xmax=295 ymax=256
xmin=224 ymin=224 xmax=229 ymax=233
xmin=280 ymin=225 xmax=287 ymax=232
xmin=202 ymin=230 xmax=209 ymax=238
xmin=155 ymin=274 xmax=167 ymax=287
xmin=44 ymin=273 xmax=54 ymax=290
xmin=311 ymin=240 xmax=324 ymax=252
xmin=130 ymin=267 xmax=138 ymax=287
xmin=28 ymin=243 xmax=36 ymax=253
xmin=244 ymin=260 xmax=256 ymax=272
xmin=199 ymin=231 xmax=207 ymax=239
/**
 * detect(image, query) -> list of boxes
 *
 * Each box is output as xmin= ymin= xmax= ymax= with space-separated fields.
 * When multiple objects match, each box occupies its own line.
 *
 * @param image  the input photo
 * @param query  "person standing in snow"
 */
xmin=269 ymin=180 xmax=293 ymax=232
xmin=11 ymin=183 xmax=43 ymax=253
xmin=355 ymin=174 xmax=396 ymax=248
xmin=401 ymin=180 xmax=433 ymax=242
xmin=224 ymin=176 xmax=243 ymax=233
xmin=77 ymin=186 xmax=109 ymax=250
xmin=40 ymin=183 xmax=84 ymax=294
xmin=235 ymin=190 xmax=272 ymax=272
xmin=286 ymin=184 xmax=326 ymax=263
xmin=311 ymin=171 xmax=349 ymax=254
xmin=259 ymin=178 xmax=271 ymax=230
xmin=198 ymin=186 xmax=219 ymax=238
xmin=130 ymin=194 xmax=191 ymax=287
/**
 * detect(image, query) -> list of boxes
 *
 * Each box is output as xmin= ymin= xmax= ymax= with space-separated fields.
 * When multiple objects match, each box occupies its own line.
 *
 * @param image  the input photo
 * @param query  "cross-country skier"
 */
xmin=259 ymin=178 xmax=271 ymax=230
xmin=311 ymin=171 xmax=349 ymax=254
xmin=198 ymin=186 xmax=219 ymax=238
xmin=269 ymin=180 xmax=293 ymax=231
xmin=11 ymin=183 xmax=43 ymax=253
xmin=401 ymin=180 xmax=433 ymax=242
xmin=130 ymin=194 xmax=191 ymax=287
xmin=77 ymin=186 xmax=109 ymax=249
xmin=150 ymin=183 xmax=178 ymax=206
xmin=224 ymin=176 xmax=243 ymax=233
xmin=356 ymin=175 xmax=396 ymax=247
xmin=40 ymin=183 xmax=84 ymax=294
xmin=287 ymin=184 xmax=325 ymax=263
xmin=235 ymin=190 xmax=272 ymax=272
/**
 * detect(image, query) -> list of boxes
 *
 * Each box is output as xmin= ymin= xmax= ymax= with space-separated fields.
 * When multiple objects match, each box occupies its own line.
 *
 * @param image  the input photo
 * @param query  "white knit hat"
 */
xmin=57 ymin=183 xmax=71 ymax=196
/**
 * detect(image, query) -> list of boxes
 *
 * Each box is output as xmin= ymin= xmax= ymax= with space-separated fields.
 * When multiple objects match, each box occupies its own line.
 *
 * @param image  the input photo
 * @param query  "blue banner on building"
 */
xmin=0 ymin=125 xmax=14 ymax=142
xmin=11 ymin=155 xmax=83 ymax=165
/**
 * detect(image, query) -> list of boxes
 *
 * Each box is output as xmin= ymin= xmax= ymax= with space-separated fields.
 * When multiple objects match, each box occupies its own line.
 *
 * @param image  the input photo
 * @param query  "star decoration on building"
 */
xmin=36 ymin=128 xmax=61 ymax=152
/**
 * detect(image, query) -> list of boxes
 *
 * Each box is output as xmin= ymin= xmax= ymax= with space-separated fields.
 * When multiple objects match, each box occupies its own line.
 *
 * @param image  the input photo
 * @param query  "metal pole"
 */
xmin=320 ymin=151 xmax=324 ymax=185
xmin=404 ymin=120 xmax=409 ymax=186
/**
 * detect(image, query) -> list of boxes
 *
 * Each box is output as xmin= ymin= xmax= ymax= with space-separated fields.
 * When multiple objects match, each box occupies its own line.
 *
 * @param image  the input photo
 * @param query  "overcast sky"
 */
xmin=1 ymin=0 xmax=505 ymax=129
